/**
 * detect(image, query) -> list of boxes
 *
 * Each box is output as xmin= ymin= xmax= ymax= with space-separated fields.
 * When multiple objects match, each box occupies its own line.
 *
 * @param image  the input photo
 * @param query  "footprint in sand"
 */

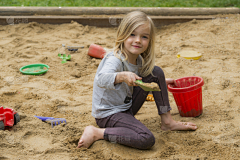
xmin=0 ymin=87 xmax=17 ymax=95
xmin=212 ymin=132 xmax=240 ymax=144
xmin=23 ymin=134 xmax=54 ymax=152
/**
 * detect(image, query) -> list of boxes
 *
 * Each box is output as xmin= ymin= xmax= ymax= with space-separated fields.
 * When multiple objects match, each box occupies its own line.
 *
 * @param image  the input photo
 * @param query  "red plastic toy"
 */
xmin=88 ymin=44 xmax=106 ymax=59
xmin=0 ymin=106 xmax=20 ymax=130
xmin=168 ymin=76 xmax=204 ymax=117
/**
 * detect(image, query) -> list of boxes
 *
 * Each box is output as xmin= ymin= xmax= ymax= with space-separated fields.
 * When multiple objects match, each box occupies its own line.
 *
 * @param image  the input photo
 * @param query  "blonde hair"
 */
xmin=113 ymin=11 xmax=156 ymax=77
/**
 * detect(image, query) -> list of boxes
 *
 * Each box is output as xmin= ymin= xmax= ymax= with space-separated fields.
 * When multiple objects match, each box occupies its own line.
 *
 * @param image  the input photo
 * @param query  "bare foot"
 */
xmin=160 ymin=111 xmax=197 ymax=131
xmin=77 ymin=125 xmax=105 ymax=148
xmin=161 ymin=120 xmax=197 ymax=131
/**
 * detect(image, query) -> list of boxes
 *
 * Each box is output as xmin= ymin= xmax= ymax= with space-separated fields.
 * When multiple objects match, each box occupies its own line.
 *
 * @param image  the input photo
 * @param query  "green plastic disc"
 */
xmin=19 ymin=64 xmax=50 ymax=75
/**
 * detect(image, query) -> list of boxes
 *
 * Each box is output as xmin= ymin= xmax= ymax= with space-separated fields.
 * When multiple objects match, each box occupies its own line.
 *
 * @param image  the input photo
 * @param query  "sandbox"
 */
xmin=0 ymin=7 xmax=239 ymax=27
xmin=0 ymin=7 xmax=240 ymax=160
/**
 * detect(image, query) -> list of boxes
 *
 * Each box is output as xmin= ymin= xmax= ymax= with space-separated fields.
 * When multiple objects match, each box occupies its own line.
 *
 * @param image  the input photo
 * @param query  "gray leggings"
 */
xmin=95 ymin=66 xmax=172 ymax=149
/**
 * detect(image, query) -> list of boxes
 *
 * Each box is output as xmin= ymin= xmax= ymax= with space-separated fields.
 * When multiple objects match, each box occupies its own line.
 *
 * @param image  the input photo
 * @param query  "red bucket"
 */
xmin=167 ymin=76 xmax=204 ymax=117
xmin=88 ymin=44 xmax=106 ymax=59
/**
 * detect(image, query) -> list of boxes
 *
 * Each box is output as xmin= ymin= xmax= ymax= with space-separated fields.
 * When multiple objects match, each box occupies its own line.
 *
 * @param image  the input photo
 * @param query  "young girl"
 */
xmin=77 ymin=11 xmax=197 ymax=149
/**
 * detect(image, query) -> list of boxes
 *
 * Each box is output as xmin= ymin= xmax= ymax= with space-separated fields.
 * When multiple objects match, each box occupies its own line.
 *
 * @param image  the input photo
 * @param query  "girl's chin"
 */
xmin=128 ymin=51 xmax=141 ymax=55
xmin=129 ymin=50 xmax=143 ymax=55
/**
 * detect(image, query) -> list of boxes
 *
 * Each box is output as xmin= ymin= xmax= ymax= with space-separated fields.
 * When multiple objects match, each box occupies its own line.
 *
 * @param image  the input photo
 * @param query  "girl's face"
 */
xmin=123 ymin=24 xmax=150 ymax=57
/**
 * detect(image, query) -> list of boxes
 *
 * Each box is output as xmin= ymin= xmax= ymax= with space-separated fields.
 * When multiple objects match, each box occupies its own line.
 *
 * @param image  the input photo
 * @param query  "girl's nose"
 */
xmin=135 ymin=36 xmax=141 ymax=43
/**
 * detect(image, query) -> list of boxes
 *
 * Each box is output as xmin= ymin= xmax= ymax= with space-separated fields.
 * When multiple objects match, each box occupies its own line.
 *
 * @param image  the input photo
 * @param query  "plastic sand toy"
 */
xmin=20 ymin=64 xmax=50 ymax=75
xmin=168 ymin=76 xmax=204 ymax=117
xmin=146 ymin=94 xmax=154 ymax=101
xmin=177 ymin=50 xmax=202 ymax=60
xmin=0 ymin=106 xmax=20 ymax=130
xmin=35 ymin=116 xmax=67 ymax=128
xmin=88 ymin=44 xmax=106 ymax=59
xmin=58 ymin=54 xmax=71 ymax=64
xmin=67 ymin=46 xmax=84 ymax=51
xmin=135 ymin=80 xmax=161 ymax=92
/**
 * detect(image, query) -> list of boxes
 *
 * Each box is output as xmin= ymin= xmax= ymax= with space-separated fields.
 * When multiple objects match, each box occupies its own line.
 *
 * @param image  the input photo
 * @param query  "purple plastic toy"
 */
xmin=35 ymin=116 xmax=67 ymax=128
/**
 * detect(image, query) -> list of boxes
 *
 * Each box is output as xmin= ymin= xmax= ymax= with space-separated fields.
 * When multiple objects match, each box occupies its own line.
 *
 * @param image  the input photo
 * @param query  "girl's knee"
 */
xmin=138 ymin=133 xmax=155 ymax=149
xmin=153 ymin=66 xmax=164 ymax=77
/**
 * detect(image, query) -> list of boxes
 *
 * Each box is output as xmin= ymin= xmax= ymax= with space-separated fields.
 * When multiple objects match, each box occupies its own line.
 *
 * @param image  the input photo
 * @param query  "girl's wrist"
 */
xmin=115 ymin=72 xmax=124 ymax=84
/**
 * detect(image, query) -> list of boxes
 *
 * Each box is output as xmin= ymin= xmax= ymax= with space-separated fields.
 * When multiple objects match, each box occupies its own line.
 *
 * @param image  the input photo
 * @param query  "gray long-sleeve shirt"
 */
xmin=92 ymin=52 xmax=142 ymax=118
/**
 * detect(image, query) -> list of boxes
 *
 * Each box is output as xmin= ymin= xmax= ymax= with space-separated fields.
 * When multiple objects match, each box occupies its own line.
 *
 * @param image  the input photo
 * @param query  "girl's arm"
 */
xmin=96 ymin=55 xmax=141 ymax=88
xmin=115 ymin=71 xmax=142 ymax=86
xmin=116 ymin=73 xmax=176 ymax=87
xmin=165 ymin=78 xmax=177 ymax=86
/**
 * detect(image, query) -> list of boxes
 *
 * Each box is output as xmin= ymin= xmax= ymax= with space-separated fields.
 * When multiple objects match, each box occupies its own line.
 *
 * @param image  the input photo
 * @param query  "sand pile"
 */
xmin=0 ymin=15 xmax=240 ymax=159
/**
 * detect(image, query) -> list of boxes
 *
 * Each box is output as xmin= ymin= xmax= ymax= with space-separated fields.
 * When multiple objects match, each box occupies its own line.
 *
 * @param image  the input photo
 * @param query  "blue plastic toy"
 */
xmin=35 ymin=116 xmax=67 ymax=128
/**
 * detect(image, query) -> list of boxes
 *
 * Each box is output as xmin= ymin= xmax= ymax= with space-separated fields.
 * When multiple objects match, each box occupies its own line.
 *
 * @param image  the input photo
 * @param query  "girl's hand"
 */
xmin=166 ymin=78 xmax=177 ymax=87
xmin=115 ymin=72 xmax=142 ymax=86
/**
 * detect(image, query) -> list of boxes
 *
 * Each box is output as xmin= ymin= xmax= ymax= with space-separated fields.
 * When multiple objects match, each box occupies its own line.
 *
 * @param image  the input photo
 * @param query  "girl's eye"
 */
xmin=130 ymin=34 xmax=135 ymax=36
xmin=143 ymin=36 xmax=148 ymax=39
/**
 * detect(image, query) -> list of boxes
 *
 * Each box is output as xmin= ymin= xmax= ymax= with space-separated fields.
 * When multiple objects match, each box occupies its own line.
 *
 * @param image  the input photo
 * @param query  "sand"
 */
xmin=0 ymin=14 xmax=240 ymax=160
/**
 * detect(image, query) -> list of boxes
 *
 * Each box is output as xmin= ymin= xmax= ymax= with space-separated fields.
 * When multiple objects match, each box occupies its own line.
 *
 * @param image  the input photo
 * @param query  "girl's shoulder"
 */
xmin=100 ymin=51 xmax=122 ymax=67
xmin=104 ymin=51 xmax=122 ymax=62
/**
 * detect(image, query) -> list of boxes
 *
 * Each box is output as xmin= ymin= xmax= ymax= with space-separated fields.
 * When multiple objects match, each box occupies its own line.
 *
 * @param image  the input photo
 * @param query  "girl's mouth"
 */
xmin=132 ymin=45 xmax=141 ymax=48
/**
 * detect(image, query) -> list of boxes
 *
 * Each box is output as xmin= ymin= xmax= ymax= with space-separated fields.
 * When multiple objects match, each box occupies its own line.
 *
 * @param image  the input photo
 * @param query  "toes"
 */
xmin=180 ymin=122 xmax=197 ymax=130
xmin=188 ymin=124 xmax=197 ymax=130
xmin=77 ymin=143 xmax=83 ymax=148
xmin=191 ymin=126 xmax=198 ymax=130
xmin=181 ymin=122 xmax=196 ymax=126
xmin=79 ymin=139 xmax=83 ymax=143
xmin=188 ymin=122 xmax=196 ymax=126
xmin=187 ymin=123 xmax=197 ymax=129
xmin=77 ymin=139 xmax=84 ymax=148
xmin=189 ymin=123 xmax=197 ymax=127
